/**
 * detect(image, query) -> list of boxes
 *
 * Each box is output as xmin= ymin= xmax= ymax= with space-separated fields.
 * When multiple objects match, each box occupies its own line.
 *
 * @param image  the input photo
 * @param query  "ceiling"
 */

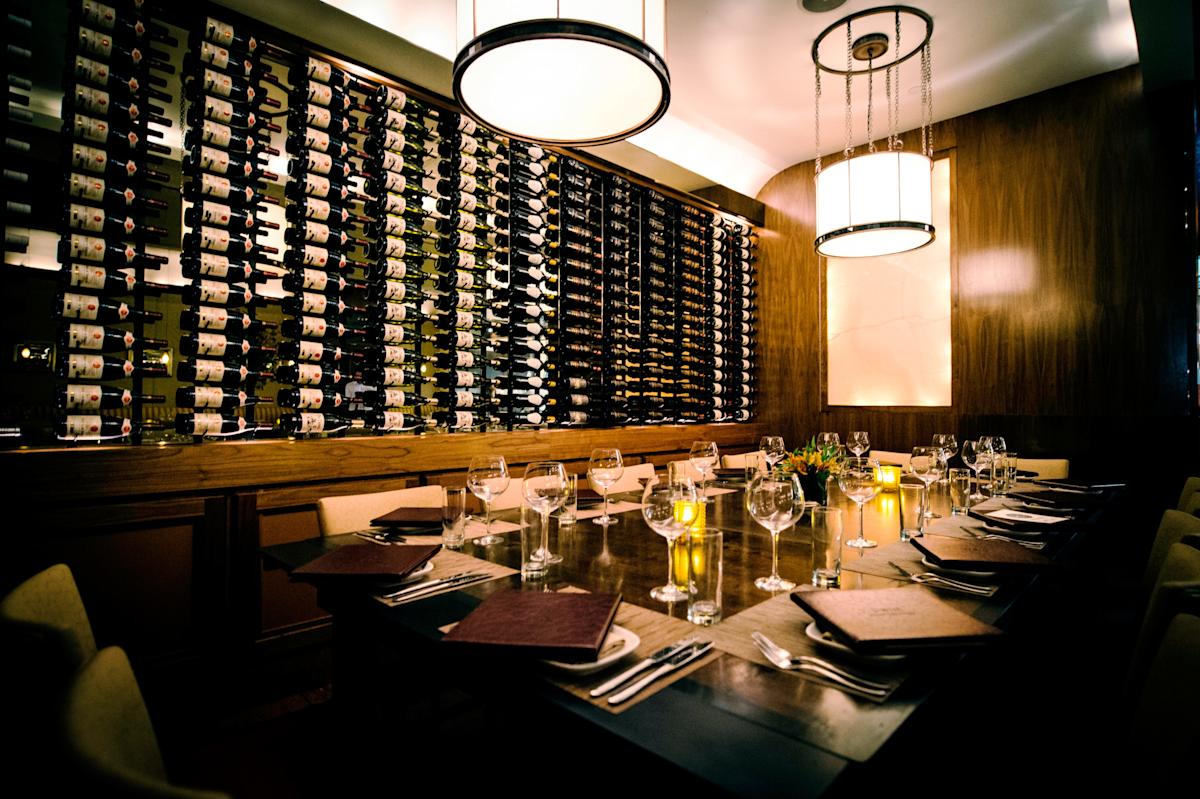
xmin=326 ymin=1 xmax=1140 ymax=197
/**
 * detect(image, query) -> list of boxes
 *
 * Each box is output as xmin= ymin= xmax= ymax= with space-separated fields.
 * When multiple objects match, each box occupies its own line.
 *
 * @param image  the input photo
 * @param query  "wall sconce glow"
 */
xmin=453 ymin=0 xmax=668 ymax=145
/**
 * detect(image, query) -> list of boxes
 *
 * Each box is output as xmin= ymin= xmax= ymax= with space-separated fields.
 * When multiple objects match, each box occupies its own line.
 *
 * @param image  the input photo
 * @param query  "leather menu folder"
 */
xmin=370 ymin=506 xmax=443 ymax=528
xmin=292 ymin=543 xmax=441 ymax=581
xmin=442 ymin=589 xmax=621 ymax=662
xmin=791 ymin=587 xmax=1003 ymax=654
xmin=910 ymin=536 xmax=1052 ymax=571
xmin=1007 ymin=490 xmax=1108 ymax=508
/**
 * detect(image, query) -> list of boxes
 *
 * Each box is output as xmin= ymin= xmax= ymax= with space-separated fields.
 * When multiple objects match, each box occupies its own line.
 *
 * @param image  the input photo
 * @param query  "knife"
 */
xmin=607 ymin=640 xmax=714 ymax=705
xmin=383 ymin=573 xmax=494 ymax=603
xmin=380 ymin=571 xmax=480 ymax=600
xmin=589 ymin=636 xmax=698 ymax=698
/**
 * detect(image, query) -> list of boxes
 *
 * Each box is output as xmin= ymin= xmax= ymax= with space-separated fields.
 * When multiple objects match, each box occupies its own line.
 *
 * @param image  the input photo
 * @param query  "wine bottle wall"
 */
xmin=678 ymin=203 xmax=713 ymax=422
xmin=56 ymin=0 xmax=177 ymax=442
xmin=711 ymin=215 xmax=758 ymax=421
xmin=641 ymin=190 xmax=675 ymax=424
xmin=602 ymin=173 xmax=640 ymax=426
xmin=5 ymin=6 xmax=33 ymax=256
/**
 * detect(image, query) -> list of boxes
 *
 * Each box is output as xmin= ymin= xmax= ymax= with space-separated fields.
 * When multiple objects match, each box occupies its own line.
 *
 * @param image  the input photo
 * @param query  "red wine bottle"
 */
xmin=279 ymin=412 xmax=352 ymax=434
xmin=179 ymin=306 xmax=262 ymax=333
xmin=175 ymin=386 xmax=271 ymax=410
xmin=58 ymin=290 xmax=161 ymax=323
xmin=64 ymin=203 xmax=167 ymax=242
xmin=277 ymin=340 xmax=360 ymax=364
xmin=67 ymin=143 xmax=168 ymax=184
xmin=274 ymin=363 xmax=344 ymax=387
xmin=176 ymin=359 xmax=269 ymax=386
xmin=60 ymin=322 xmax=167 ymax=352
xmin=66 ymin=112 xmax=171 ymax=156
xmin=69 ymin=53 xmax=172 ymax=102
xmin=180 ymin=280 xmax=255 ymax=308
xmin=59 ymin=352 xmax=167 ymax=380
xmin=202 ymin=17 xmax=259 ymax=56
xmin=58 ymin=384 xmax=164 ymax=410
xmin=64 ymin=84 xmax=170 ymax=128
xmin=66 ymin=173 xmax=169 ymax=214
xmin=58 ymin=414 xmax=134 ymax=439
xmin=179 ymin=331 xmax=273 ymax=360
xmin=72 ymin=26 xmax=172 ymax=73
xmin=175 ymin=412 xmax=254 ymax=436
xmin=277 ymin=387 xmax=345 ymax=411
xmin=183 ymin=226 xmax=277 ymax=258
xmin=60 ymin=235 xmax=170 ymax=268
xmin=184 ymin=145 xmax=278 ymax=182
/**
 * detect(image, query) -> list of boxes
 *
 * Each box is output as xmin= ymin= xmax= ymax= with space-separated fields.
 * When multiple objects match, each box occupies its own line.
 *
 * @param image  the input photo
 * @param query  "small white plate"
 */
xmin=920 ymin=556 xmax=998 ymax=580
xmin=543 ymin=625 xmax=641 ymax=675
xmin=374 ymin=560 xmax=435 ymax=591
xmin=805 ymin=622 xmax=906 ymax=662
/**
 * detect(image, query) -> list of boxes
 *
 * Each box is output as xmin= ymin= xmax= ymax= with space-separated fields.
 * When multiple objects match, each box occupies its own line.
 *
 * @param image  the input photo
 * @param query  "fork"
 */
xmin=955 ymin=524 xmax=1046 ymax=550
xmin=887 ymin=562 xmax=997 ymax=596
xmin=751 ymin=632 xmax=890 ymax=695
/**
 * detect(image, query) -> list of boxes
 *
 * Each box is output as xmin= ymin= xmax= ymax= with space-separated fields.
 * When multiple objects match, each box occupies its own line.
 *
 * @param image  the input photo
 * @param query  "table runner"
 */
xmin=572 ymin=500 xmax=644 ymax=521
xmin=709 ymin=590 xmax=910 ymax=702
xmin=371 ymin=548 xmax=516 ymax=607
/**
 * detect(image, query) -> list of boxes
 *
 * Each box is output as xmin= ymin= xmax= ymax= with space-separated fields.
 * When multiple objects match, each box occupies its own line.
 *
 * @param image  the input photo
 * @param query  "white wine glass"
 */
xmin=467 ymin=455 xmax=509 ymax=546
xmin=523 ymin=461 xmax=567 ymax=564
xmin=838 ymin=457 xmax=881 ymax=549
xmin=816 ymin=432 xmax=841 ymax=450
xmin=759 ymin=435 xmax=786 ymax=470
xmin=689 ymin=440 xmax=719 ymax=503
xmin=976 ymin=437 xmax=997 ymax=497
xmin=961 ymin=440 xmax=986 ymax=501
xmin=745 ymin=471 xmax=805 ymax=591
xmin=642 ymin=477 xmax=698 ymax=602
xmin=909 ymin=446 xmax=944 ymax=528
xmin=588 ymin=448 xmax=624 ymax=527
xmin=989 ymin=436 xmax=1008 ymax=492
xmin=846 ymin=431 xmax=870 ymax=457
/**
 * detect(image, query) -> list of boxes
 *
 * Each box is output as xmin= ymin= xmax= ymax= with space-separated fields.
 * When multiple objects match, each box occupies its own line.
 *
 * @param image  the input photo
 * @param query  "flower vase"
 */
xmin=798 ymin=472 xmax=827 ymax=505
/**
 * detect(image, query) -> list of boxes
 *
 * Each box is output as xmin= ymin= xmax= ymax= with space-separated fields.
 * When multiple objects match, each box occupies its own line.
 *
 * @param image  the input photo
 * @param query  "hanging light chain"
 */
xmin=843 ymin=19 xmax=853 ymax=159
xmin=815 ymin=63 xmax=822 ymax=174
xmin=866 ymin=54 xmax=875 ymax=153
xmin=921 ymin=38 xmax=933 ymax=157
xmin=891 ymin=10 xmax=901 ymax=151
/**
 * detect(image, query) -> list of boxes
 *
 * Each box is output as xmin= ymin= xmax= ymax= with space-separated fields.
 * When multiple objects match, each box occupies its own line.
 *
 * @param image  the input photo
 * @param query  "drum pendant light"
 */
xmin=812 ymin=6 xmax=935 ymax=258
xmin=453 ymin=0 xmax=670 ymax=146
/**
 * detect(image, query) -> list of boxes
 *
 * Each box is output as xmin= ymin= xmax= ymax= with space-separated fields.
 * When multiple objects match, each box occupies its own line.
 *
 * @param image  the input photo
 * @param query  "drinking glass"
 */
xmin=948 ymin=468 xmax=972 ymax=514
xmin=441 ymin=486 xmax=466 ymax=549
xmin=466 ymin=455 xmax=509 ymax=546
xmin=557 ymin=473 xmax=579 ymax=524
xmin=745 ymin=471 xmax=805 ymax=591
xmin=838 ymin=457 xmax=881 ymax=549
xmin=687 ymin=528 xmax=724 ymax=626
xmin=910 ymin=446 xmax=944 ymax=521
xmin=846 ymin=431 xmax=870 ymax=457
xmin=898 ymin=480 xmax=925 ymax=541
xmin=523 ymin=461 xmax=567 ymax=565
xmin=990 ymin=437 xmax=1008 ymax=492
xmin=588 ymin=448 xmax=624 ymax=526
xmin=759 ymin=435 xmax=786 ymax=469
xmin=810 ymin=506 xmax=843 ymax=587
xmin=816 ymin=432 xmax=841 ymax=450
xmin=689 ymin=440 xmax=719 ymax=503
xmin=642 ymin=477 xmax=698 ymax=602
xmin=961 ymin=439 xmax=989 ymax=501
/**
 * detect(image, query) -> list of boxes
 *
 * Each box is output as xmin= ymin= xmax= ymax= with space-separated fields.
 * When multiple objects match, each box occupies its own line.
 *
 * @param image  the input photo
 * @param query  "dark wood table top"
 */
xmin=261 ymin=479 xmax=1101 ymax=795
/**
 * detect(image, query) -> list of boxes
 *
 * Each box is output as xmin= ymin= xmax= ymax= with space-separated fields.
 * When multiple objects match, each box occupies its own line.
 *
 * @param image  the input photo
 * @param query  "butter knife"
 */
xmin=380 ymin=571 xmax=478 ymax=600
xmin=607 ymin=641 xmax=714 ymax=705
xmin=589 ymin=636 xmax=698 ymax=698
xmin=384 ymin=573 xmax=493 ymax=603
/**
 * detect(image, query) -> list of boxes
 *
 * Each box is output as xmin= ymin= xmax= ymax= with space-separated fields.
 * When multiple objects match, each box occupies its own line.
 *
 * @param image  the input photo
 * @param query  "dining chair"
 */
xmin=316 ymin=484 xmax=444 ymax=536
xmin=1177 ymin=476 xmax=1200 ymax=512
xmin=1128 ymin=542 xmax=1200 ymax=696
xmin=61 ymin=645 xmax=229 ymax=798
xmin=1128 ymin=608 xmax=1200 ymax=787
xmin=1184 ymin=492 xmax=1200 ymax=518
xmin=488 ymin=477 xmax=527 ymax=511
xmin=0 ymin=563 xmax=97 ymax=669
xmin=588 ymin=461 xmax=655 ymax=494
xmin=868 ymin=450 xmax=911 ymax=468
xmin=1141 ymin=510 xmax=1200 ymax=596
xmin=720 ymin=450 xmax=765 ymax=469
xmin=1014 ymin=458 xmax=1069 ymax=479
xmin=668 ymin=459 xmax=705 ymax=483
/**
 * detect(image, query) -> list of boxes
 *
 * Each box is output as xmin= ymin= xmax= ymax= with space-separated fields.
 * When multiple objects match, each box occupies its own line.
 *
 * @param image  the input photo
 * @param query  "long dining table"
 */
xmin=262 ymin=476 xmax=1102 ymax=795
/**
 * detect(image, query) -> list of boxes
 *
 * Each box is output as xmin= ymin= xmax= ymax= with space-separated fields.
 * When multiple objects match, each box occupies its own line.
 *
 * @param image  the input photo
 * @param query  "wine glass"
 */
xmin=523 ymin=461 xmax=567 ymax=564
xmin=745 ymin=471 xmax=805 ymax=591
xmin=689 ymin=440 xmax=719 ymax=503
xmin=816 ymin=432 xmax=841 ymax=450
xmin=466 ymin=455 xmax=509 ymax=546
xmin=963 ymin=439 xmax=991 ymax=500
xmin=989 ymin=436 xmax=1008 ymax=491
xmin=642 ymin=477 xmax=698 ymax=602
xmin=846 ymin=431 xmax=870 ymax=457
xmin=909 ymin=446 xmax=944 ymax=530
xmin=838 ymin=457 xmax=881 ymax=549
xmin=588 ymin=448 xmax=624 ymax=526
xmin=759 ymin=435 xmax=786 ymax=470
xmin=932 ymin=432 xmax=958 ymax=464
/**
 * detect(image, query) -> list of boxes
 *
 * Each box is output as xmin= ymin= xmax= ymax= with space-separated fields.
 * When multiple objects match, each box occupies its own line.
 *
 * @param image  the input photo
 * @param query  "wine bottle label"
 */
xmin=201 ymin=40 xmax=230 ymax=70
xmin=303 ymin=219 xmax=330 ymax=244
xmin=305 ymin=104 xmax=331 ymax=129
xmin=72 ymin=85 xmax=111 ymax=117
xmin=380 ymin=193 xmax=405 ymax=215
xmin=381 ymin=367 xmax=406 ymax=385
xmin=451 ymin=411 xmax=474 ymax=428
xmin=61 ymin=292 xmax=101 ymax=321
xmin=454 ymin=330 xmax=474 ymax=348
xmin=66 ymin=354 xmax=110 ymax=379
xmin=381 ymin=170 xmax=406 ymax=194
xmin=382 ymin=108 xmax=406 ymax=130
xmin=190 ymin=412 xmax=224 ymax=435
xmin=568 ymin=377 xmax=587 ymax=390
xmin=381 ymin=323 xmax=405 ymax=343
xmin=67 ymin=203 xmax=104 ymax=233
xmin=299 ymin=316 xmax=327 ymax=337
xmin=198 ymin=145 xmax=231 ymax=175
xmin=194 ymin=306 xmax=229 ymax=330
xmin=306 ymin=82 xmax=333 ymax=106
xmin=288 ymin=341 xmax=321 ymax=362
xmin=456 ymin=292 xmax=476 ymax=310
xmin=456 ymin=211 xmax=476 ymax=231
xmin=304 ymin=173 xmax=331 ymax=197
xmin=380 ymin=151 xmax=404 ymax=173
xmin=459 ymin=154 xmax=478 ymax=175
xmin=77 ymin=27 xmax=113 ymax=58
xmin=382 ymin=345 xmax=406 ymax=364
xmin=196 ymin=280 xmax=229 ymax=305
xmin=302 ymin=244 xmax=329 ymax=267
xmin=68 ymin=233 xmax=106 ymax=263
xmin=67 ymin=173 xmax=105 ymax=203
xmin=65 ymin=415 xmax=104 ymax=436
xmin=519 ymin=356 xmax=543 ymax=370
xmin=295 ymin=388 xmax=325 ymax=409
xmin=201 ymin=118 xmax=233 ymax=149
xmin=194 ymin=252 xmax=230 ymax=278
xmin=189 ymin=387 xmax=225 ymax=408
xmin=203 ymin=68 xmax=234 ymax=99
xmin=378 ymin=129 xmax=402 ymax=152
xmin=204 ymin=95 xmax=235 ymax=125
xmin=294 ymin=364 xmax=323 ymax=385
xmin=303 ymin=196 xmax=331 ymax=222
xmin=454 ymin=311 xmax=474 ymax=328
xmin=199 ymin=225 xmax=231 ymax=253
xmin=302 ymin=126 xmax=331 ymax=155
xmin=195 ymin=332 xmax=229 ymax=356
xmin=382 ymin=302 xmax=407 ymax=321
xmin=378 ymin=86 xmax=407 ymax=111
xmin=454 ymin=350 xmax=474 ymax=368
xmin=457 ymin=174 xmax=478 ymax=194
xmin=567 ymin=393 xmax=589 ymax=406
xmin=382 ymin=259 xmax=406 ymax=279
xmin=458 ymin=231 xmax=477 ymax=250
xmin=454 ymin=390 xmax=474 ymax=407
xmin=306 ymin=151 xmax=333 ymax=175
xmin=299 ymin=291 xmax=327 ymax=315
xmin=568 ymin=412 xmax=588 ymax=423
xmin=450 ymin=271 xmax=473 ymax=290
xmin=381 ymin=281 xmax=405 ymax=300
xmin=294 ymin=412 xmax=325 ymax=433
xmin=66 ymin=384 xmax=101 ymax=409
xmin=205 ymin=17 xmax=235 ymax=46
xmin=454 ymin=371 xmax=474 ymax=388
xmin=713 ymin=397 xmax=725 ymax=408
xmin=381 ymin=214 xmax=405 ymax=235
xmin=199 ymin=200 xmax=233 ymax=227
xmin=299 ymin=268 xmax=327 ymax=291
xmin=382 ymin=389 xmax=406 ymax=407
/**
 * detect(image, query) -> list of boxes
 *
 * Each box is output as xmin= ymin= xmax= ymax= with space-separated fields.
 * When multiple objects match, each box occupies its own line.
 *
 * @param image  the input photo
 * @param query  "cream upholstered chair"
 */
xmin=668 ymin=459 xmax=706 ymax=483
xmin=316 ymin=484 xmax=444 ymax=536
xmin=1177 ymin=476 xmax=1200 ymax=511
xmin=488 ymin=477 xmax=526 ymax=511
xmin=1015 ymin=458 xmax=1070 ymax=479
xmin=0 ymin=563 xmax=97 ymax=669
xmin=1184 ymin=493 xmax=1200 ymax=518
xmin=1141 ymin=510 xmax=1200 ymax=596
xmin=1128 ymin=542 xmax=1200 ymax=694
xmin=588 ymin=462 xmax=655 ymax=495
xmin=721 ymin=450 xmax=765 ymax=469
xmin=62 ymin=646 xmax=229 ymax=798
xmin=1129 ymin=608 xmax=1200 ymax=787
xmin=869 ymin=450 xmax=911 ymax=468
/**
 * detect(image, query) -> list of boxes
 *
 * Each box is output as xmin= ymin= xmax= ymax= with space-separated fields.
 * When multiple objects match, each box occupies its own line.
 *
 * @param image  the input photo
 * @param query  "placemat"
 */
xmin=709 ymin=591 xmax=909 ymax=702
xmin=573 ymin=500 xmax=644 ymax=521
xmin=463 ymin=518 xmax=522 ymax=539
xmin=840 ymin=542 xmax=999 ymax=600
xmin=371 ymin=549 xmax=516 ymax=607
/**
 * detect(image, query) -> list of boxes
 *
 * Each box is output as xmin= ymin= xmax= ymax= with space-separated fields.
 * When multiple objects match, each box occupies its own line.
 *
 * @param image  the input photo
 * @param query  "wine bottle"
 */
xmin=361 ymin=388 xmax=414 ymax=408
xmin=179 ymin=306 xmax=264 ymax=333
xmin=363 ymin=366 xmax=415 ymax=387
xmin=59 ymin=352 xmax=166 ymax=381
xmin=285 ymin=219 xmax=368 ymax=250
xmin=279 ymin=412 xmax=352 ymax=434
xmin=189 ymin=66 xmax=278 ymax=107
xmin=279 ymin=316 xmax=363 ymax=341
xmin=184 ymin=145 xmax=278 ymax=182
xmin=281 ymin=269 xmax=365 ymax=296
xmin=202 ymin=17 xmax=259 ymax=55
xmin=293 ymin=57 xmax=362 ymax=90
xmin=63 ymin=84 xmax=170 ymax=129
xmin=60 ymin=322 xmax=166 ymax=352
xmin=58 ymin=414 xmax=134 ymax=439
xmin=183 ymin=226 xmax=276 ymax=258
xmin=176 ymin=359 xmax=269 ymax=386
xmin=184 ymin=200 xmax=271 ymax=232
xmin=277 ymin=340 xmax=359 ymax=364
xmin=66 ymin=113 xmax=170 ymax=156
xmin=69 ymin=53 xmax=172 ymax=102
xmin=288 ymin=149 xmax=372 ymax=183
xmin=289 ymin=102 xmax=365 ymax=135
xmin=68 ymin=144 xmax=166 ymax=189
xmin=175 ymin=412 xmax=254 ymax=436
xmin=294 ymin=79 xmax=366 ymax=113
xmin=178 ymin=253 xmax=254 ymax=283
xmin=58 ymin=290 xmax=161 ymax=323
xmin=186 ymin=118 xmax=277 ymax=157
xmin=368 ymin=128 xmax=432 ymax=160
xmin=181 ymin=280 xmax=254 ymax=308
xmin=66 ymin=172 xmax=169 ymax=214
xmin=72 ymin=27 xmax=171 ymax=73
xmin=277 ymin=387 xmax=345 ymax=410
xmin=64 ymin=203 xmax=167 ymax=243
xmin=176 ymin=386 xmax=270 ymax=410
xmin=58 ymin=384 xmax=163 ymax=410
xmin=289 ymin=194 xmax=372 ymax=226
xmin=74 ymin=2 xmax=173 ymax=41
xmin=187 ymin=94 xmax=274 ymax=131
xmin=294 ymin=172 xmax=370 ymax=204
xmin=179 ymin=331 xmax=273 ymax=360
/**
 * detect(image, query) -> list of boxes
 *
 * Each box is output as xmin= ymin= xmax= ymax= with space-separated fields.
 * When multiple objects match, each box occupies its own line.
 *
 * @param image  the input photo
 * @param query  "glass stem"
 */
xmin=484 ymin=499 xmax=492 ymax=538
xmin=602 ymin=488 xmax=609 ymax=521
xmin=666 ymin=538 xmax=675 ymax=588
xmin=858 ymin=502 xmax=866 ymax=541
xmin=920 ymin=485 xmax=928 ymax=532
xmin=540 ymin=509 xmax=550 ymax=555
xmin=771 ymin=531 xmax=780 ymax=580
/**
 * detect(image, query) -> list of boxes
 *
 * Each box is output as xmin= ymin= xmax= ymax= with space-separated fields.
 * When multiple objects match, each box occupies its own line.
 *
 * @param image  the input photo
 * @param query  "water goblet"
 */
xmin=689 ymin=440 xmax=719 ymax=503
xmin=909 ymin=446 xmax=944 ymax=530
xmin=588 ymin=448 xmax=624 ymax=526
xmin=760 ymin=435 xmax=786 ymax=470
xmin=642 ymin=477 xmax=698 ymax=602
xmin=466 ymin=455 xmax=509 ymax=546
xmin=846 ymin=431 xmax=870 ymax=457
xmin=745 ymin=471 xmax=805 ymax=591
xmin=838 ymin=457 xmax=882 ymax=549
xmin=523 ymin=461 xmax=567 ymax=564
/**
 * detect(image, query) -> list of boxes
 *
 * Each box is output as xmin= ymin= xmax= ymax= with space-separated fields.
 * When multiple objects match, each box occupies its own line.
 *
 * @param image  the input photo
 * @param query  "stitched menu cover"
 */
xmin=370 ymin=506 xmax=444 ymax=528
xmin=292 ymin=544 xmax=441 ymax=581
xmin=910 ymin=536 xmax=1052 ymax=570
xmin=1007 ymin=490 xmax=1108 ymax=508
xmin=442 ymin=589 xmax=621 ymax=662
xmin=790 ymin=587 xmax=1003 ymax=654
xmin=714 ymin=468 xmax=745 ymax=479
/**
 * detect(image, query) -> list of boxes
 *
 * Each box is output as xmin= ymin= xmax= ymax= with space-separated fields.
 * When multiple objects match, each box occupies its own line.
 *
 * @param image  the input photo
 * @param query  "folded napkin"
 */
xmin=442 ymin=589 xmax=622 ymax=663
xmin=292 ymin=543 xmax=441 ymax=582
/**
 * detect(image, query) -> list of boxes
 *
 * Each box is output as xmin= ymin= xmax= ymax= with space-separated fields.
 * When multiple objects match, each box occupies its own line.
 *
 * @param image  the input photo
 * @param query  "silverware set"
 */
xmin=587 ymin=636 xmax=713 ymax=705
xmin=355 ymin=530 xmax=407 ymax=545
xmin=751 ymin=632 xmax=889 ymax=697
xmin=888 ymin=561 xmax=998 ymax=596
xmin=379 ymin=571 xmax=492 ymax=602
